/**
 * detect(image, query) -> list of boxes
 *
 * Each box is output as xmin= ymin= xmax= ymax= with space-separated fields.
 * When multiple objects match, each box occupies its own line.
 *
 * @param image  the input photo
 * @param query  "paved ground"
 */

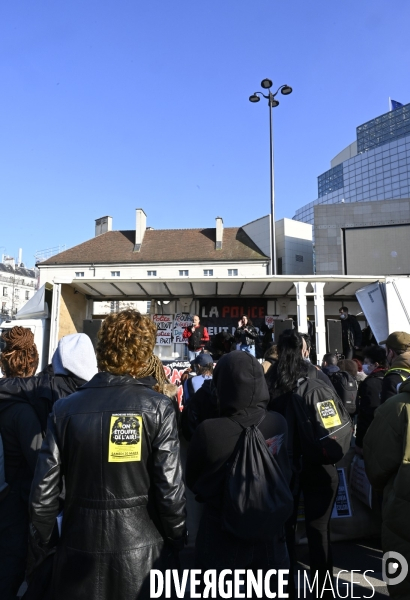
xmin=295 ymin=537 xmax=387 ymax=598
xmin=180 ymin=536 xmax=388 ymax=598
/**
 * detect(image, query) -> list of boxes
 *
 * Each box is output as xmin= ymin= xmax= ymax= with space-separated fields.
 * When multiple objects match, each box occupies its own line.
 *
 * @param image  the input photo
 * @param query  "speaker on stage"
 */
xmin=327 ymin=319 xmax=343 ymax=355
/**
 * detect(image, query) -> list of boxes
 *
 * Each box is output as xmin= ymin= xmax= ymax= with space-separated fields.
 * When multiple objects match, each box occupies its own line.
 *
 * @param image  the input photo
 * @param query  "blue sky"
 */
xmin=1 ymin=1 xmax=409 ymax=266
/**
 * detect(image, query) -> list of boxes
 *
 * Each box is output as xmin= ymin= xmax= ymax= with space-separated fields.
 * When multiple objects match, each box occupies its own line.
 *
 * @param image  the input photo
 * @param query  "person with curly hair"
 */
xmin=30 ymin=310 xmax=186 ymax=600
xmin=0 ymin=327 xmax=41 ymax=600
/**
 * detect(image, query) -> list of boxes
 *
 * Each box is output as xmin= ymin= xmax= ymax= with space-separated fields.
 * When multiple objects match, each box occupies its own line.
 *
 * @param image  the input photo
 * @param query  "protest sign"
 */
xmin=331 ymin=468 xmax=352 ymax=518
xmin=162 ymin=360 xmax=191 ymax=409
xmin=173 ymin=313 xmax=193 ymax=343
xmin=153 ymin=314 xmax=173 ymax=345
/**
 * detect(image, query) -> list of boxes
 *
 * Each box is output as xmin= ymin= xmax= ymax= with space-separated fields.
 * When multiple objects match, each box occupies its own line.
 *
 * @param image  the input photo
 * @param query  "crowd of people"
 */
xmin=0 ymin=310 xmax=410 ymax=599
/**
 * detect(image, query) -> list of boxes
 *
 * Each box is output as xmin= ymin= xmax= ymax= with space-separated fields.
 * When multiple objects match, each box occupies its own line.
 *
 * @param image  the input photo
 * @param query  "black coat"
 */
xmin=181 ymin=378 xmax=218 ymax=441
xmin=0 ymin=370 xmax=86 ymax=599
xmin=234 ymin=324 xmax=258 ymax=346
xmin=0 ymin=371 xmax=85 ymax=435
xmin=186 ymin=352 xmax=290 ymax=510
xmin=341 ymin=315 xmax=362 ymax=351
xmin=356 ymin=368 xmax=386 ymax=448
xmin=0 ymin=402 xmax=43 ymax=499
xmin=29 ymin=372 xmax=186 ymax=600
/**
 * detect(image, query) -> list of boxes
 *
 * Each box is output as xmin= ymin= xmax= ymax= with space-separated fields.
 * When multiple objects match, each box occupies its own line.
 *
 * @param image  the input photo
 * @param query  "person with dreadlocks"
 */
xmin=133 ymin=353 xmax=180 ymax=427
xmin=0 ymin=327 xmax=42 ymax=599
xmin=0 ymin=329 xmax=97 ymax=599
xmin=30 ymin=309 xmax=186 ymax=600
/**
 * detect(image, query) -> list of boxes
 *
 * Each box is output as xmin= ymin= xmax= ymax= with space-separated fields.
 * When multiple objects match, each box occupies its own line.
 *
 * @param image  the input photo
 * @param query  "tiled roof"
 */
xmin=39 ymin=228 xmax=268 ymax=266
xmin=0 ymin=263 xmax=36 ymax=278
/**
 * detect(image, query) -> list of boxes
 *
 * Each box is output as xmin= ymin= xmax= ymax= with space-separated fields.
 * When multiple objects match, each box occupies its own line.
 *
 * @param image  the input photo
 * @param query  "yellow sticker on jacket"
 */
xmin=317 ymin=400 xmax=341 ymax=429
xmin=108 ymin=414 xmax=142 ymax=462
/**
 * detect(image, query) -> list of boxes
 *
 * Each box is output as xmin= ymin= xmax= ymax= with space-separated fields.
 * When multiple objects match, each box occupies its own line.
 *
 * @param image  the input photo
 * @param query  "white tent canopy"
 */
xmin=68 ymin=274 xmax=382 ymax=301
xmin=15 ymin=284 xmax=49 ymax=320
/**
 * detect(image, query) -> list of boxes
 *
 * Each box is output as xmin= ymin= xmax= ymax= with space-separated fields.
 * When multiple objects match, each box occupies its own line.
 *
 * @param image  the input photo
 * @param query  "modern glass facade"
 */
xmin=357 ymin=103 xmax=410 ymax=153
xmin=295 ymin=103 xmax=410 ymax=225
xmin=318 ymin=163 xmax=344 ymax=197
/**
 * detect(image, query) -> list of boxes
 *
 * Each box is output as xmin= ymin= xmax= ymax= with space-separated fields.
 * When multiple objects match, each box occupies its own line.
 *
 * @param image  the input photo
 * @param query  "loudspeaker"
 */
xmin=83 ymin=319 xmax=104 ymax=350
xmin=273 ymin=319 xmax=294 ymax=343
xmin=327 ymin=319 xmax=343 ymax=354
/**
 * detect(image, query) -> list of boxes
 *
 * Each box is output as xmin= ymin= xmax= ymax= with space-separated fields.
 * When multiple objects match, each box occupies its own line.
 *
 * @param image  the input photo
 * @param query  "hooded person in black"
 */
xmin=0 ymin=333 xmax=97 ymax=600
xmin=186 ymin=351 xmax=290 ymax=593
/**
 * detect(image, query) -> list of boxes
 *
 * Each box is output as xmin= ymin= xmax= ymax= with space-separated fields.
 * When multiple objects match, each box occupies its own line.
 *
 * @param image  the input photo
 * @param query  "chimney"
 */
xmin=95 ymin=216 xmax=113 ymax=237
xmin=134 ymin=209 xmax=147 ymax=252
xmin=18 ymin=248 xmax=22 ymax=265
xmin=215 ymin=217 xmax=223 ymax=250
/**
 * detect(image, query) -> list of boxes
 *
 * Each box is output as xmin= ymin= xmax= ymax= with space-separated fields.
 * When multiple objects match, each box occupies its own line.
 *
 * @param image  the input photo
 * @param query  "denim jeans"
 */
xmin=195 ymin=507 xmax=290 ymax=599
xmin=240 ymin=344 xmax=255 ymax=357
xmin=188 ymin=350 xmax=201 ymax=362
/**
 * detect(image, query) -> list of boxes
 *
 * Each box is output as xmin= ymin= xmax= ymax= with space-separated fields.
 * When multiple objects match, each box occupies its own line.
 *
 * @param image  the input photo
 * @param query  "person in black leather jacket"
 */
xmin=29 ymin=310 xmax=186 ymax=600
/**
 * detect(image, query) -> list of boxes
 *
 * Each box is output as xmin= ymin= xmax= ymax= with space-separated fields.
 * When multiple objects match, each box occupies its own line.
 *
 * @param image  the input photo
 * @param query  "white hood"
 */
xmin=52 ymin=333 xmax=97 ymax=382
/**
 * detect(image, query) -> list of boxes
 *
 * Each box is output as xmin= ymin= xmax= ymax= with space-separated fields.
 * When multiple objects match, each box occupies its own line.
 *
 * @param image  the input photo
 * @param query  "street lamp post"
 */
xmin=249 ymin=80 xmax=292 ymax=275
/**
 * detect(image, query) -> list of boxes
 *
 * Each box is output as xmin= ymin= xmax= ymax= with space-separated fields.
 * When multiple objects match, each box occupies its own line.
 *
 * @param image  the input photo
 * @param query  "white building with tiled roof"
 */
xmin=35 ymin=209 xmax=313 ymax=358
xmin=38 ymin=209 xmax=312 ymax=288
xmin=0 ymin=258 xmax=38 ymax=318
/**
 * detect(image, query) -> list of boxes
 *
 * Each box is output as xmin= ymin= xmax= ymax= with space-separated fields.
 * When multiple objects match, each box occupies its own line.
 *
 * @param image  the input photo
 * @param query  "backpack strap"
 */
xmin=385 ymin=367 xmax=410 ymax=382
xmin=293 ymin=377 xmax=309 ymax=393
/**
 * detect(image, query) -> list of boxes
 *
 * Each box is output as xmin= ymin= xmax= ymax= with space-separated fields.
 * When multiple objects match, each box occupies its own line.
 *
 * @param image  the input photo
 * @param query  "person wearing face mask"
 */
xmin=300 ymin=336 xmax=338 ymax=394
xmin=338 ymin=306 xmax=362 ymax=360
xmin=355 ymin=346 xmax=388 ymax=455
xmin=379 ymin=331 xmax=410 ymax=404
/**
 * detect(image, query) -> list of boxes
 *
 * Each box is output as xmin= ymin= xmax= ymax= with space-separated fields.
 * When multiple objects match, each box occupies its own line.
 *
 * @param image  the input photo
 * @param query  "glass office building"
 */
xmin=294 ymin=103 xmax=410 ymax=225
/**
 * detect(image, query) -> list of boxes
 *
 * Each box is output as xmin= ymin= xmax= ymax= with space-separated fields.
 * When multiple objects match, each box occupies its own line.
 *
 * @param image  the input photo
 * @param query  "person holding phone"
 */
xmin=234 ymin=315 xmax=258 ymax=357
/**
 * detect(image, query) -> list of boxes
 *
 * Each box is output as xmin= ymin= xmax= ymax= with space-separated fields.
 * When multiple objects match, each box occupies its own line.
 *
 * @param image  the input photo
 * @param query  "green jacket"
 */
xmin=364 ymin=377 xmax=410 ymax=598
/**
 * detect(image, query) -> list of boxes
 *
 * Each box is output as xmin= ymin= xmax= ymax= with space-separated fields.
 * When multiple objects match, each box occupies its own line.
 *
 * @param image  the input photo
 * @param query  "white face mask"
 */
xmin=339 ymin=313 xmax=347 ymax=320
xmin=362 ymin=363 xmax=374 ymax=375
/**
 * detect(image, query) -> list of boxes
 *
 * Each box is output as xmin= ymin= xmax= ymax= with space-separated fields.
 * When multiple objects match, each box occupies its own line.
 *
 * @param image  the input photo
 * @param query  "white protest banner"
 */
xmin=153 ymin=314 xmax=173 ymax=345
xmin=174 ymin=313 xmax=193 ymax=328
xmin=173 ymin=313 xmax=193 ymax=343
